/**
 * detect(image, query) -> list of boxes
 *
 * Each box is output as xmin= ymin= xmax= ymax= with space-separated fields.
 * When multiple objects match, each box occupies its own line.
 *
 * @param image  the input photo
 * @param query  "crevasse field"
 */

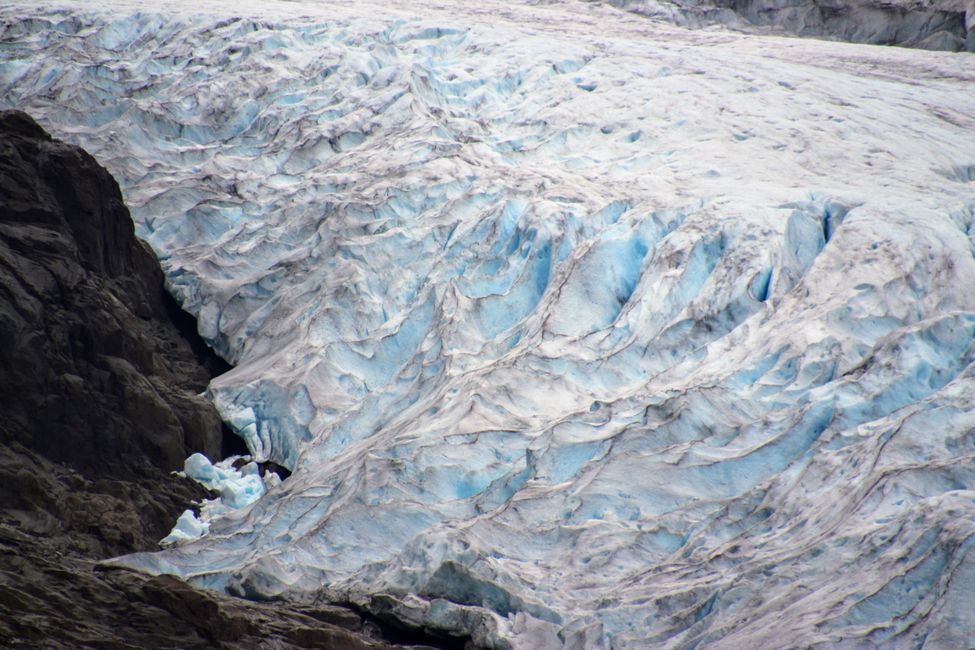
xmin=3 ymin=0 xmax=975 ymax=647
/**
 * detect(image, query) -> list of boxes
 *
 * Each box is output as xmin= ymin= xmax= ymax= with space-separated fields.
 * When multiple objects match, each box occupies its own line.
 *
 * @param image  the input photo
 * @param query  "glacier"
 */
xmin=3 ymin=0 xmax=975 ymax=646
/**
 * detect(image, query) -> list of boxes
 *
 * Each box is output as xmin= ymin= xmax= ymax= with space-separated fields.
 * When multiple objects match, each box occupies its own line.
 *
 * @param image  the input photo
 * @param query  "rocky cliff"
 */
xmin=0 ymin=111 xmax=428 ymax=649
xmin=610 ymin=0 xmax=975 ymax=51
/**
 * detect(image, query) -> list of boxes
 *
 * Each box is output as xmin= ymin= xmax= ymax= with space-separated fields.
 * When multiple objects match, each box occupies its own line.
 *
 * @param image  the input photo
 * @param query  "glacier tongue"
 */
xmin=4 ymin=0 xmax=975 ymax=646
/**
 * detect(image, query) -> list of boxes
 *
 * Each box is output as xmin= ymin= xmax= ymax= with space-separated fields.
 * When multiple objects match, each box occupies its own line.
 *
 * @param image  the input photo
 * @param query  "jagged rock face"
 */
xmin=0 ymin=109 xmax=224 ymax=475
xmin=610 ymin=0 xmax=975 ymax=51
xmin=0 ymin=112 xmax=421 ymax=650
xmin=0 ymin=520 xmax=405 ymax=649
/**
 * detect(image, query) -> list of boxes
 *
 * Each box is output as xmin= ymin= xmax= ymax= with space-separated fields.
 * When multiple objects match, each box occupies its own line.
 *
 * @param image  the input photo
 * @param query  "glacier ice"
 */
xmin=162 ymin=453 xmax=280 ymax=545
xmin=161 ymin=509 xmax=209 ymax=546
xmin=3 ymin=0 xmax=975 ymax=647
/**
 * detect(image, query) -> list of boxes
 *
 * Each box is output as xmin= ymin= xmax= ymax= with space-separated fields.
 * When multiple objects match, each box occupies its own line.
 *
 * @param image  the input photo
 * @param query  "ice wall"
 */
xmin=3 ymin=0 xmax=975 ymax=647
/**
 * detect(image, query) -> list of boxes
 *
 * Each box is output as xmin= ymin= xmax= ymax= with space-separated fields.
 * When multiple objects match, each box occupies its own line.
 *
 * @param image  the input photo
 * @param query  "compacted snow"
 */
xmin=3 ymin=0 xmax=975 ymax=646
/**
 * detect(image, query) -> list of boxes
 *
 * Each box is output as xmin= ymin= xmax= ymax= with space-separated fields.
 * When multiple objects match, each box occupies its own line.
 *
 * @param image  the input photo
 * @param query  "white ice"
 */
xmin=3 ymin=0 xmax=975 ymax=647
xmin=161 ymin=509 xmax=209 ymax=546
xmin=161 ymin=453 xmax=276 ymax=545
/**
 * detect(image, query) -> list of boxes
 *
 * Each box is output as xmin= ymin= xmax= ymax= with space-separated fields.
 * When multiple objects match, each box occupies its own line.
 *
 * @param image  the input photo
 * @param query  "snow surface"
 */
xmin=3 ymin=0 xmax=975 ymax=646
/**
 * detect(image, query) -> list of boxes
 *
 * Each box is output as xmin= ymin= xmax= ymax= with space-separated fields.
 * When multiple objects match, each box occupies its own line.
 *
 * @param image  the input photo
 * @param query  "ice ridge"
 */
xmin=3 ymin=1 xmax=975 ymax=647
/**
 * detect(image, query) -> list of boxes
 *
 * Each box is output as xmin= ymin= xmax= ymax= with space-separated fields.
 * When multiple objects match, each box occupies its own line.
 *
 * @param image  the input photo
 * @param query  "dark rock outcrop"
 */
xmin=0 ymin=111 xmax=429 ymax=649
xmin=0 ymin=109 xmax=225 ymax=475
xmin=0 ymin=443 xmax=413 ymax=649
xmin=0 ymin=520 xmax=403 ymax=649
xmin=611 ymin=0 xmax=975 ymax=51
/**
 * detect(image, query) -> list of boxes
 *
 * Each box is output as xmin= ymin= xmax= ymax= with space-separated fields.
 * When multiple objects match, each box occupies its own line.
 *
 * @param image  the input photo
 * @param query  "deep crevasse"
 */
xmin=3 ymin=0 xmax=975 ymax=646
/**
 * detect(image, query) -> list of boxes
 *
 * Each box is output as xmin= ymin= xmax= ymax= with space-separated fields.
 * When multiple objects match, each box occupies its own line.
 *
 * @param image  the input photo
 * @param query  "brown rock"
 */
xmin=0 ymin=111 xmax=452 ymax=650
xmin=0 ymin=110 xmax=225 ymax=475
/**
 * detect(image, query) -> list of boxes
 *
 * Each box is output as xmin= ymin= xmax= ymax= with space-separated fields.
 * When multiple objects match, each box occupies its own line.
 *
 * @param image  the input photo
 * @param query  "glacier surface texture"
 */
xmin=3 ymin=0 xmax=975 ymax=647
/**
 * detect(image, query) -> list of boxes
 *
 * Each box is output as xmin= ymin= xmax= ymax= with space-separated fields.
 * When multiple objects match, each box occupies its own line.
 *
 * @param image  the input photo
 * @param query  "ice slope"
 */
xmin=3 ymin=0 xmax=975 ymax=646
